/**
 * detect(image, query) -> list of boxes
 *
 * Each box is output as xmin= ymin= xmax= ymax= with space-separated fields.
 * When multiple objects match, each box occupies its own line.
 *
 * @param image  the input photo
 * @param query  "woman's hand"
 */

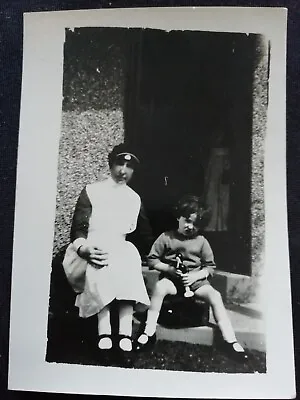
xmin=78 ymin=245 xmax=109 ymax=269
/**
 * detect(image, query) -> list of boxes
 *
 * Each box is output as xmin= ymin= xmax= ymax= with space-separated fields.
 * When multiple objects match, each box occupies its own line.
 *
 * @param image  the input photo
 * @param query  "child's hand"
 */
xmin=78 ymin=244 xmax=109 ymax=268
xmin=181 ymin=272 xmax=198 ymax=286
xmin=168 ymin=266 xmax=181 ymax=278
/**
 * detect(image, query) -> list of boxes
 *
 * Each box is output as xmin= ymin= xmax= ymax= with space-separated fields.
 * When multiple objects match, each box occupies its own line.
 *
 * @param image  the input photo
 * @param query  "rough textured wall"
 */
xmin=53 ymin=29 xmax=126 ymax=254
xmin=250 ymin=35 xmax=269 ymax=302
xmin=53 ymin=110 xmax=124 ymax=254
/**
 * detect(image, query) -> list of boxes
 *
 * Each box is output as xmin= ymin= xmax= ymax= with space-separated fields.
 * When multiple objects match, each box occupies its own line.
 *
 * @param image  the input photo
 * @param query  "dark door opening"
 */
xmin=124 ymin=29 xmax=254 ymax=275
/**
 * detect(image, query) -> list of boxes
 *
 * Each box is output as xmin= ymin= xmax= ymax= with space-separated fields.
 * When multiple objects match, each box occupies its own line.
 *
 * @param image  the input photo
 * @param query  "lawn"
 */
xmin=133 ymin=340 xmax=266 ymax=373
xmin=46 ymin=315 xmax=266 ymax=374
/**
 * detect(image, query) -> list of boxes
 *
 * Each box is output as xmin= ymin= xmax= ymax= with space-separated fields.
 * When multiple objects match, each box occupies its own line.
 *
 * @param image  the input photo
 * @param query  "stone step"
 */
xmin=209 ymin=305 xmax=265 ymax=352
xmin=134 ymin=318 xmax=265 ymax=352
xmin=134 ymin=295 xmax=265 ymax=352
xmin=156 ymin=325 xmax=214 ymax=346
xmin=133 ymin=317 xmax=214 ymax=346
xmin=212 ymin=270 xmax=254 ymax=304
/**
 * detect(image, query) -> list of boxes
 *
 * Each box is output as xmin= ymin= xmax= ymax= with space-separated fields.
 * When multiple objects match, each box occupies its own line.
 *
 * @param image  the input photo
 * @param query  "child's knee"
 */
xmin=154 ymin=279 xmax=176 ymax=297
xmin=209 ymin=288 xmax=223 ymax=305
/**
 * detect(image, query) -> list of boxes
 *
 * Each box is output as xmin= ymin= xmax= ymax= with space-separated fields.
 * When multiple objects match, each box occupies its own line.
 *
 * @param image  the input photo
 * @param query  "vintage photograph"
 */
xmin=46 ymin=26 xmax=268 ymax=373
xmin=8 ymin=7 xmax=293 ymax=398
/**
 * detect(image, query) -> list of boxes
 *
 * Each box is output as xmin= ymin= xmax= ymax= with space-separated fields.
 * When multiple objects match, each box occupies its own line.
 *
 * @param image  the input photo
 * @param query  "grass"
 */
xmin=133 ymin=341 xmax=265 ymax=373
xmin=46 ymin=315 xmax=266 ymax=374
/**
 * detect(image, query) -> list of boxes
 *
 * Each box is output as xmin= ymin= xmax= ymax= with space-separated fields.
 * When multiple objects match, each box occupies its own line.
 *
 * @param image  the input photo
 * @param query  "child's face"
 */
xmin=177 ymin=213 xmax=200 ymax=237
xmin=110 ymin=160 xmax=134 ymax=184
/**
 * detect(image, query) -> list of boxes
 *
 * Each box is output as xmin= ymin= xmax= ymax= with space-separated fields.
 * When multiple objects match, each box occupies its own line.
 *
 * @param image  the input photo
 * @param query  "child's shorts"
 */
xmin=159 ymin=273 xmax=210 ymax=296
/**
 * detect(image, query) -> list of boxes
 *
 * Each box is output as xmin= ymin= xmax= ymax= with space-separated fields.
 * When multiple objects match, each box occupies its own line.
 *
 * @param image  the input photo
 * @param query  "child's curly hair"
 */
xmin=174 ymin=194 xmax=211 ymax=230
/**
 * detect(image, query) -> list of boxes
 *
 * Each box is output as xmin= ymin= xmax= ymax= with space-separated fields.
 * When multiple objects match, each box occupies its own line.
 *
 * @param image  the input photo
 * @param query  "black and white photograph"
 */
xmin=8 ymin=7 xmax=294 ymax=398
xmin=47 ymin=26 xmax=267 ymax=372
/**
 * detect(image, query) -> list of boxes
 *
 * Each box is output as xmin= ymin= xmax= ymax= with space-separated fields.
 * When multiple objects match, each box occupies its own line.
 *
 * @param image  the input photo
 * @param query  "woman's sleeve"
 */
xmin=70 ymin=187 xmax=92 ymax=247
xmin=137 ymin=203 xmax=154 ymax=252
xmin=201 ymin=238 xmax=216 ymax=276
xmin=127 ymin=202 xmax=154 ymax=256
xmin=147 ymin=233 xmax=167 ymax=269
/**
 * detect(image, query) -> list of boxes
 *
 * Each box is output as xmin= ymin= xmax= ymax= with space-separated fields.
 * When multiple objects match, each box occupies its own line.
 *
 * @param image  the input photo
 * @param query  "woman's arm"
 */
xmin=70 ymin=187 xmax=92 ymax=248
xmin=70 ymin=187 xmax=108 ymax=267
xmin=137 ymin=203 xmax=154 ymax=253
xmin=127 ymin=202 xmax=154 ymax=257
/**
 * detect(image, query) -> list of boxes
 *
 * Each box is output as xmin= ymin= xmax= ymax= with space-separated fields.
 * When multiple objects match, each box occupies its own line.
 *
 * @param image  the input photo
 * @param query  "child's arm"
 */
xmin=200 ymin=238 xmax=216 ymax=277
xmin=147 ymin=233 xmax=178 ymax=277
xmin=152 ymin=261 xmax=177 ymax=275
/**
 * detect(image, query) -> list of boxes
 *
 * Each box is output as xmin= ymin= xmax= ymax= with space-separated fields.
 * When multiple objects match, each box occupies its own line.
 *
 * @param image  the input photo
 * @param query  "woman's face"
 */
xmin=110 ymin=160 xmax=134 ymax=184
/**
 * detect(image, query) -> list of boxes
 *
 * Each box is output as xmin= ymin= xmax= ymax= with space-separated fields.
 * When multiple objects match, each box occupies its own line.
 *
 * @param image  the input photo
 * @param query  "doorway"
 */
xmin=124 ymin=29 xmax=254 ymax=275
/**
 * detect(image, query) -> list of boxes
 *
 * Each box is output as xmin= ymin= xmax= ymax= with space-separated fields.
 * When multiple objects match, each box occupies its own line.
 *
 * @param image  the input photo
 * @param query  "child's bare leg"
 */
xmin=97 ymin=305 xmax=112 ymax=349
xmin=194 ymin=285 xmax=242 ymax=348
xmin=140 ymin=278 xmax=177 ymax=340
xmin=118 ymin=300 xmax=134 ymax=351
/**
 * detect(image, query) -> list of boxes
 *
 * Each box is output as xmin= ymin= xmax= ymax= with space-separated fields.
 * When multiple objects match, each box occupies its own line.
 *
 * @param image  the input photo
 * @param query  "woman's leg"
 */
xmin=118 ymin=300 xmax=134 ymax=351
xmin=140 ymin=278 xmax=177 ymax=340
xmin=97 ymin=305 xmax=113 ymax=349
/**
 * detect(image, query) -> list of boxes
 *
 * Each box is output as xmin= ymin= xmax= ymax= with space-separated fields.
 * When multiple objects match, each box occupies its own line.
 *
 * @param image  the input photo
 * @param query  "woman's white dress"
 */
xmin=70 ymin=178 xmax=150 ymax=318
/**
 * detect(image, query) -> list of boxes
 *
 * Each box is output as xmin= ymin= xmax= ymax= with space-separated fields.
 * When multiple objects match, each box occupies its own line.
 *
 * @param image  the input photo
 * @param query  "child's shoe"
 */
xmin=133 ymin=332 xmax=157 ymax=352
xmin=223 ymin=341 xmax=248 ymax=362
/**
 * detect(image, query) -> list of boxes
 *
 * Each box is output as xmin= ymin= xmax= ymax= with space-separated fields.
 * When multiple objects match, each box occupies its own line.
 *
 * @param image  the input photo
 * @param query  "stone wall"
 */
xmin=250 ymin=35 xmax=269 ymax=303
xmin=53 ymin=110 xmax=124 ymax=254
xmin=52 ymin=28 xmax=127 ymax=254
xmin=221 ymin=35 xmax=269 ymax=304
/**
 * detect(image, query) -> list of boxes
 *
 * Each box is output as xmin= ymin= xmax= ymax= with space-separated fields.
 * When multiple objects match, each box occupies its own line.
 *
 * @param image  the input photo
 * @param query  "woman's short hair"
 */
xmin=174 ymin=194 xmax=211 ymax=229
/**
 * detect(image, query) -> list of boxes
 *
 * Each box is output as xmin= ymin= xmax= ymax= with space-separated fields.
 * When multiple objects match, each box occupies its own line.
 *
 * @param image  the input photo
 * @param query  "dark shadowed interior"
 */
xmin=124 ymin=29 xmax=256 ymax=274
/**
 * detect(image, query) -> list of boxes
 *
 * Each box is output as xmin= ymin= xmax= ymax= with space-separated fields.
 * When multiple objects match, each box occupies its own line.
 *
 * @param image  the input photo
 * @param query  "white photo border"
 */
xmin=8 ymin=6 xmax=294 ymax=399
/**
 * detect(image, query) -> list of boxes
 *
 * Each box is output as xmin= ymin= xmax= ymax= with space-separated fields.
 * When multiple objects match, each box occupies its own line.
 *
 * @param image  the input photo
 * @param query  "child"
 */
xmin=133 ymin=194 xmax=248 ymax=361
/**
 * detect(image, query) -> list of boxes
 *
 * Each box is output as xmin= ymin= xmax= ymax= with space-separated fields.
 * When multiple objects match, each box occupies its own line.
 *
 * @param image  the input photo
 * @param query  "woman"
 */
xmin=63 ymin=143 xmax=150 ymax=365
